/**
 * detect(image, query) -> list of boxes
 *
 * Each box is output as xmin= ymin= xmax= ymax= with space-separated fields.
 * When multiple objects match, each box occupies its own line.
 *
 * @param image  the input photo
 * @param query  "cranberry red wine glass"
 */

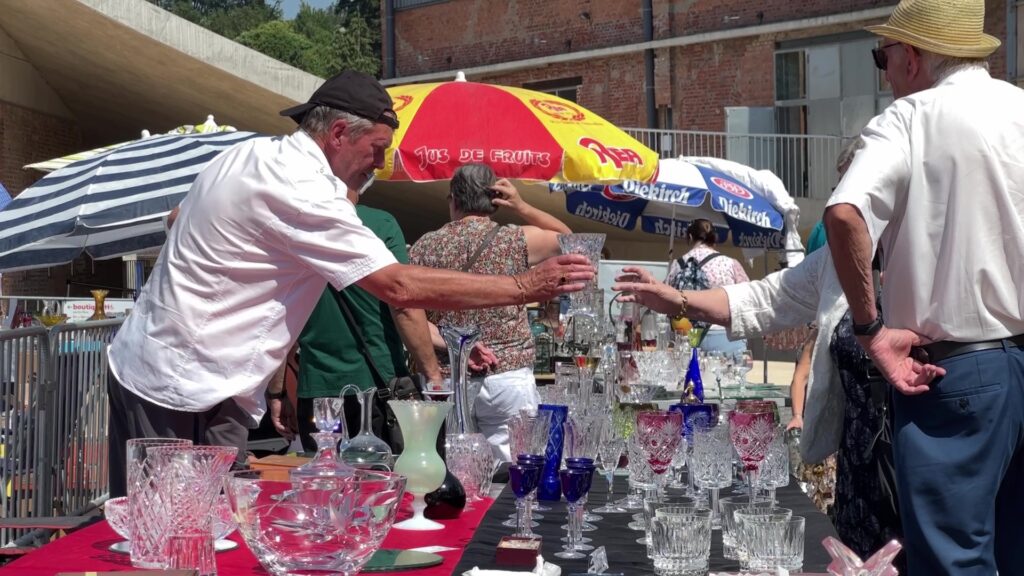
xmin=728 ymin=409 xmax=776 ymax=505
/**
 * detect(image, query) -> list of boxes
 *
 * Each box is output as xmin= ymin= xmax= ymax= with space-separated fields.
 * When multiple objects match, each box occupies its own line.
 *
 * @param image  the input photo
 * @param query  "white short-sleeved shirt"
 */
xmin=828 ymin=67 xmax=1024 ymax=342
xmin=107 ymin=131 xmax=397 ymax=422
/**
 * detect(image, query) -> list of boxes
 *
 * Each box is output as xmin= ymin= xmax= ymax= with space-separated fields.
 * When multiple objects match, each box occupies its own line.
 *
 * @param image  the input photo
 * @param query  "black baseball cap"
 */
xmin=279 ymin=70 xmax=399 ymax=129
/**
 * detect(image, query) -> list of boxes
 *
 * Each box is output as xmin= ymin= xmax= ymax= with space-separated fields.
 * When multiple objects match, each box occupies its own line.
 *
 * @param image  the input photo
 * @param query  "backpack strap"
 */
xmin=696 ymin=252 xmax=725 ymax=269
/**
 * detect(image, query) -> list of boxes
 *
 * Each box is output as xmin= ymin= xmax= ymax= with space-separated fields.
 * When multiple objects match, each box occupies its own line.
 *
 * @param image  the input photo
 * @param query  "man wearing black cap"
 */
xmin=104 ymin=70 xmax=595 ymax=497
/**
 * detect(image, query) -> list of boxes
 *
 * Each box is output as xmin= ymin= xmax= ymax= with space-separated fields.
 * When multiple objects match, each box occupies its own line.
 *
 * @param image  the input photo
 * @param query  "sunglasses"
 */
xmin=871 ymin=42 xmax=902 ymax=71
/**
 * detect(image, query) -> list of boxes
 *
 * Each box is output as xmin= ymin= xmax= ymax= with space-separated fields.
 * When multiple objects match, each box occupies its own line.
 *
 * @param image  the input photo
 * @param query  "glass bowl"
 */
xmin=225 ymin=468 xmax=406 ymax=575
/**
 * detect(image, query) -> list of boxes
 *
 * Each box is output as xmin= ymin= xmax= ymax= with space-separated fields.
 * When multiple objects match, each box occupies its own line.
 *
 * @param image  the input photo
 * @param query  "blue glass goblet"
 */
xmin=565 ymin=458 xmax=601 ymax=526
xmin=508 ymin=464 xmax=541 ymax=539
xmin=518 ymin=453 xmax=550 ymax=513
xmin=555 ymin=467 xmax=594 ymax=560
xmin=505 ymin=455 xmax=547 ymax=527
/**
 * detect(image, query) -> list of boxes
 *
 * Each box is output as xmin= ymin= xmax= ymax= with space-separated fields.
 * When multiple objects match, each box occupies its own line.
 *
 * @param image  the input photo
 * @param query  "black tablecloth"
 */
xmin=454 ymin=477 xmax=837 ymax=575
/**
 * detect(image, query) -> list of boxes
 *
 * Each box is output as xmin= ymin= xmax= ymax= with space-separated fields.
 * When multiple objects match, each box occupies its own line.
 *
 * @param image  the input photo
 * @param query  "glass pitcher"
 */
xmin=338 ymin=385 xmax=393 ymax=471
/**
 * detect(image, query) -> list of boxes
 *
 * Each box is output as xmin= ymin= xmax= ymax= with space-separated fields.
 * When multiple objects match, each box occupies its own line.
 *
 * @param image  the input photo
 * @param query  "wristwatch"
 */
xmin=852 ymin=316 xmax=884 ymax=336
xmin=266 ymin=389 xmax=287 ymax=400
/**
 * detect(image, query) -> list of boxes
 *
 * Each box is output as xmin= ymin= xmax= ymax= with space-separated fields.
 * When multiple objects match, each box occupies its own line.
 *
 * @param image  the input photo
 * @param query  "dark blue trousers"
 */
xmin=892 ymin=342 xmax=1024 ymax=576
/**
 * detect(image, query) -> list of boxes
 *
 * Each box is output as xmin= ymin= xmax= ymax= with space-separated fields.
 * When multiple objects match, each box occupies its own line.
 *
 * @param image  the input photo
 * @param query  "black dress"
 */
xmin=829 ymin=311 xmax=905 ymax=569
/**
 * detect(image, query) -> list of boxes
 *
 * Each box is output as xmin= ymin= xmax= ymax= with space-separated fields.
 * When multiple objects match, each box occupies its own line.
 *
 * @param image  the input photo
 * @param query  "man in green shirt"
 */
xmin=293 ymin=205 xmax=435 ymax=450
xmin=266 ymin=179 xmax=444 ymax=451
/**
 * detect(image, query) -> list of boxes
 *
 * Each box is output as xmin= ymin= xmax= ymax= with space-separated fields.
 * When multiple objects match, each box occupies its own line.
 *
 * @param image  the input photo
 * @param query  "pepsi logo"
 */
xmin=711 ymin=176 xmax=753 ymax=200
xmin=601 ymin=186 xmax=638 ymax=202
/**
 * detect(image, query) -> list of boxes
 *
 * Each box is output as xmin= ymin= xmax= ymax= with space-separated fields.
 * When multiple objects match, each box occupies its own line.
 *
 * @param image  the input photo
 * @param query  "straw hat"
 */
xmin=866 ymin=0 xmax=1000 ymax=58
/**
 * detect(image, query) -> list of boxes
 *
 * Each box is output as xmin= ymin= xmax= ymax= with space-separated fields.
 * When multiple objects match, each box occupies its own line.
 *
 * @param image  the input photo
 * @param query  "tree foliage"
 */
xmin=147 ymin=0 xmax=381 ymax=78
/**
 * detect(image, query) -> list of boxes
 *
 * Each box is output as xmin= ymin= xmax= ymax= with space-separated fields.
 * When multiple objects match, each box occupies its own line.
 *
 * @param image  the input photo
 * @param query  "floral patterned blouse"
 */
xmin=667 ymin=243 xmax=749 ymax=288
xmin=409 ymin=217 xmax=534 ymax=376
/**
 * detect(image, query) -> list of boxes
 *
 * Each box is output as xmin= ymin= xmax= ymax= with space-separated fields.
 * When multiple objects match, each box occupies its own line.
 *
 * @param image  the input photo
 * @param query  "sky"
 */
xmin=279 ymin=0 xmax=336 ymax=20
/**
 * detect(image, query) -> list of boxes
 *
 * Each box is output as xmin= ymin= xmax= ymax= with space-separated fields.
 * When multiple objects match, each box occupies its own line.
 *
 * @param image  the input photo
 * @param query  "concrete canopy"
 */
xmin=1 ymin=0 xmax=316 ymax=146
xmin=0 ymin=0 xmax=683 ymax=260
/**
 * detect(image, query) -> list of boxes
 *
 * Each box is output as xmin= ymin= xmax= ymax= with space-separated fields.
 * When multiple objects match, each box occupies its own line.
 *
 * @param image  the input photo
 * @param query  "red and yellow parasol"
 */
xmin=377 ymin=79 xmax=658 ymax=184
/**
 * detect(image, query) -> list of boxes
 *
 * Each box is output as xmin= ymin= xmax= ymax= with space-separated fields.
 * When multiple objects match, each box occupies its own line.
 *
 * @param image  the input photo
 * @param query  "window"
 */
xmin=775 ymin=51 xmax=807 ymax=102
xmin=523 ymin=77 xmax=582 ymax=103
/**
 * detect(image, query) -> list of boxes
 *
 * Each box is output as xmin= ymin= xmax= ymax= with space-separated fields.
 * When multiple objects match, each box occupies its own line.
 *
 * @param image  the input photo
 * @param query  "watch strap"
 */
xmin=852 ymin=316 xmax=884 ymax=336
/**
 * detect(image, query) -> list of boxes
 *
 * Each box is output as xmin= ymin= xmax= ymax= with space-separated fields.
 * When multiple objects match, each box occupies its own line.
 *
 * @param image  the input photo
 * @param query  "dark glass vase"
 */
xmin=424 ymin=469 xmax=466 ymax=519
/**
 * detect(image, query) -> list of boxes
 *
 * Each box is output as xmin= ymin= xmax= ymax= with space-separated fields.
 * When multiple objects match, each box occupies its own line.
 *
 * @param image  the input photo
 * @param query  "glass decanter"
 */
xmin=339 ymin=387 xmax=394 ymax=471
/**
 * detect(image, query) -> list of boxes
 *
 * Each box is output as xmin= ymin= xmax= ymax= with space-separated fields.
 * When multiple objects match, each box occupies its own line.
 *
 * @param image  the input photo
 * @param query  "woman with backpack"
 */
xmin=666 ymin=219 xmax=749 ymax=354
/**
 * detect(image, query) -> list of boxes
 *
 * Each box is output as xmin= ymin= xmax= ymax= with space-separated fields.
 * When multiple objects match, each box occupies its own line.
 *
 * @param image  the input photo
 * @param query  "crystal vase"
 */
xmin=88 ymin=289 xmax=109 ymax=321
xmin=390 ymin=400 xmax=452 ymax=530
xmin=441 ymin=324 xmax=481 ymax=435
xmin=440 ymin=324 xmax=493 ymax=502
xmin=536 ymin=403 xmax=569 ymax=501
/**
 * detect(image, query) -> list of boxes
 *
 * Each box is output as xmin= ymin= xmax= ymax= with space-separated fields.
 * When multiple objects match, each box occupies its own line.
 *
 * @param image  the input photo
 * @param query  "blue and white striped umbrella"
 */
xmin=0 ymin=130 xmax=263 ymax=272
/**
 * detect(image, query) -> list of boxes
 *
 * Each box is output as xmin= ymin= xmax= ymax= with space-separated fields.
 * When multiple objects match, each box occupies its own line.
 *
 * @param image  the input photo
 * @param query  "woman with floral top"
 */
xmin=410 ymin=163 xmax=570 ymax=462
xmin=666 ymin=219 xmax=749 ymax=353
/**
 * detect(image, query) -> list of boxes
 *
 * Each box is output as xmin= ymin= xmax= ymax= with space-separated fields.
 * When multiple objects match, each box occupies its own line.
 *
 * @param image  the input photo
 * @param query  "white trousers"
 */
xmin=470 ymin=367 xmax=540 ymax=463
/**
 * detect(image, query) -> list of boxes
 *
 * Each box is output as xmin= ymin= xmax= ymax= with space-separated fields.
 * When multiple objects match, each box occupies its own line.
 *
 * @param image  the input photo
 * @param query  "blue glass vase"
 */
xmin=537 ymin=404 xmax=568 ymax=501
xmin=668 ymin=402 xmax=720 ymax=439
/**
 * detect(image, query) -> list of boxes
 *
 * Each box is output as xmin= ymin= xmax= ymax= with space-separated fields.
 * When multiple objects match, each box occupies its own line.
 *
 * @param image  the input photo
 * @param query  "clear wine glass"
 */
xmin=734 ymin=349 xmax=755 ymax=392
xmin=594 ymin=421 xmax=625 ymax=514
xmin=755 ymin=424 xmax=790 ymax=506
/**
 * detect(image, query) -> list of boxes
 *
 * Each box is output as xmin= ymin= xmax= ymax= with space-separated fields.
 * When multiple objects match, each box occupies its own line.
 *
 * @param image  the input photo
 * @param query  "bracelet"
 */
xmin=266 ymin=389 xmax=287 ymax=400
xmin=672 ymin=291 xmax=689 ymax=320
xmin=511 ymin=275 xmax=527 ymax=306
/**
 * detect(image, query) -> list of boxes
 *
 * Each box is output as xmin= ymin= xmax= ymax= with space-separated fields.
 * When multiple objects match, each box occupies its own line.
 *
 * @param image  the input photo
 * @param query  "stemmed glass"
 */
xmin=554 ymin=466 xmax=595 ymax=560
xmin=729 ymin=409 xmax=777 ymax=505
xmin=734 ymin=349 xmax=755 ymax=391
xmin=755 ymin=424 xmax=790 ymax=506
xmin=594 ymin=419 xmax=625 ymax=513
xmin=508 ymin=464 xmax=541 ymax=539
xmin=636 ymin=411 xmax=683 ymax=496
xmin=564 ymin=457 xmax=600 ymax=536
xmin=690 ymin=423 xmax=733 ymax=527
xmin=516 ymin=454 xmax=548 ymax=517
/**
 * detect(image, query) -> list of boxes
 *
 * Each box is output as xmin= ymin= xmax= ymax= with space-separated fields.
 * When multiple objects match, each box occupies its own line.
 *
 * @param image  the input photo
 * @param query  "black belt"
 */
xmin=914 ymin=334 xmax=1024 ymax=364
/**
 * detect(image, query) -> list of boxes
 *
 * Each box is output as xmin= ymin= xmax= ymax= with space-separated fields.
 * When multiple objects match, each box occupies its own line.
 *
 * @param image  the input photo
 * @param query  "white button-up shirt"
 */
xmin=108 ymin=131 xmax=397 ymax=422
xmin=828 ymin=67 xmax=1024 ymax=342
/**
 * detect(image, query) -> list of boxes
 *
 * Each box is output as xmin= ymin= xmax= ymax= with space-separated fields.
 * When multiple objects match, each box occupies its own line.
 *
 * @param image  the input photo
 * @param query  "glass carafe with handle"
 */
xmin=339 ymin=386 xmax=393 ymax=471
xmin=441 ymin=324 xmax=493 ymax=502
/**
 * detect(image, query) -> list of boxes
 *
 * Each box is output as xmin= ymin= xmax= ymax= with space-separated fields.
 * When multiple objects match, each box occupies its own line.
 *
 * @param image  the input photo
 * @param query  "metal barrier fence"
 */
xmin=624 ymin=128 xmax=850 ymax=200
xmin=0 ymin=319 xmax=121 ymax=545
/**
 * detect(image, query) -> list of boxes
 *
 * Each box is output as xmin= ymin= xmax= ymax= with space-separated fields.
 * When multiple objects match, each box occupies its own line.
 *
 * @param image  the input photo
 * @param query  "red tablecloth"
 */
xmin=0 ymin=497 xmax=493 ymax=576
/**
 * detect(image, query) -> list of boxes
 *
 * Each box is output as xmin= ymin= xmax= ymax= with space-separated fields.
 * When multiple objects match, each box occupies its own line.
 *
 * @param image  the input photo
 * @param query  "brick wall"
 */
xmin=391 ymin=0 xmax=1010 ymax=132
xmin=391 ymin=0 xmax=901 ymax=76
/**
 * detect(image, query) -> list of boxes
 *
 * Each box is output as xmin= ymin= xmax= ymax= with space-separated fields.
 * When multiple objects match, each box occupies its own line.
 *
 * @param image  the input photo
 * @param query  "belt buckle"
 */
xmin=910 ymin=346 xmax=931 ymax=364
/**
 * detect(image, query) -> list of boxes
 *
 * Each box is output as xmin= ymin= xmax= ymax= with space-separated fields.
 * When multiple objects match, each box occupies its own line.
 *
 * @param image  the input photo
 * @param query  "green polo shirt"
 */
xmin=297 ymin=205 xmax=409 ymax=398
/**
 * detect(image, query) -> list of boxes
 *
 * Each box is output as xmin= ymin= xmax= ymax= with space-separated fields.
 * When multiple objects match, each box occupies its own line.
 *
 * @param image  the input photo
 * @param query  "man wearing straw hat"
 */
xmin=824 ymin=0 xmax=1024 ymax=573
